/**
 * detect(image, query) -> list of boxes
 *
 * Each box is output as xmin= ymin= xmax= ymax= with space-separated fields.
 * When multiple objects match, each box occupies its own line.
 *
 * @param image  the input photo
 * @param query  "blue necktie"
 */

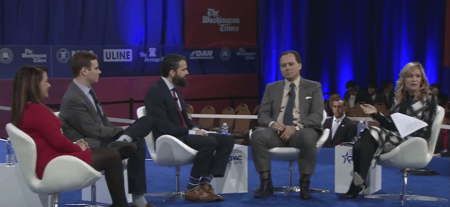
xmin=283 ymin=83 xmax=296 ymax=125
xmin=89 ymin=89 xmax=103 ymax=125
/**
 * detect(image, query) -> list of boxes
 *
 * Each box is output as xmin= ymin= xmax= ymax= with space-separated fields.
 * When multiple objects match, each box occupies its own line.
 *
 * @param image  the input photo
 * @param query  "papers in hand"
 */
xmin=391 ymin=113 xmax=428 ymax=138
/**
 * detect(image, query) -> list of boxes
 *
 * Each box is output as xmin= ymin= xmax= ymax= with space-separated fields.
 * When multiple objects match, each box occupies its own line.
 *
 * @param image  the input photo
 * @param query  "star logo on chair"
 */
xmin=342 ymin=152 xmax=353 ymax=164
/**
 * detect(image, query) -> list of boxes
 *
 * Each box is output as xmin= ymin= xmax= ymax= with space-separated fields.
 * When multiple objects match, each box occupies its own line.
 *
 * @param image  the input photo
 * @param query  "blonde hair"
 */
xmin=394 ymin=62 xmax=431 ymax=103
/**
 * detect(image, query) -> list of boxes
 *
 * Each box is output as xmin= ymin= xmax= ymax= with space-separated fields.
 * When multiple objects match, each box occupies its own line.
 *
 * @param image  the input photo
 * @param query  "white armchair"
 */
xmin=251 ymin=110 xmax=330 ymax=196
xmin=364 ymin=106 xmax=447 ymax=204
xmin=137 ymin=106 xmax=197 ymax=202
xmin=5 ymin=123 xmax=102 ymax=207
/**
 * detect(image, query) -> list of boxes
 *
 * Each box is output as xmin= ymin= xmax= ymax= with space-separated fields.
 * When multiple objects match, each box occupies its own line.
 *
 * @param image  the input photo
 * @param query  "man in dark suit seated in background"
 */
xmin=380 ymin=80 xmax=395 ymax=109
xmin=251 ymin=50 xmax=323 ymax=200
xmin=367 ymin=82 xmax=386 ymax=104
xmin=59 ymin=51 xmax=154 ymax=207
xmin=343 ymin=80 xmax=373 ymax=108
xmin=323 ymin=99 xmax=356 ymax=148
xmin=145 ymin=54 xmax=234 ymax=202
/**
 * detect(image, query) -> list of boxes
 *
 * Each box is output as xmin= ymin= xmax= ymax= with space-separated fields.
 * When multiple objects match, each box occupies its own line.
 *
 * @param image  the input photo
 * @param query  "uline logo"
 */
xmin=104 ymin=49 xmax=132 ymax=62
xmin=189 ymin=50 xmax=213 ymax=60
xmin=0 ymin=48 xmax=14 ymax=64
xmin=202 ymin=8 xmax=240 ymax=32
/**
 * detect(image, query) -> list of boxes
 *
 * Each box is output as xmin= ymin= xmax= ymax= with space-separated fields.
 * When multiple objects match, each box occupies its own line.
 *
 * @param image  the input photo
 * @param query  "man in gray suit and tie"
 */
xmin=59 ymin=52 xmax=154 ymax=207
xmin=252 ymin=50 xmax=324 ymax=200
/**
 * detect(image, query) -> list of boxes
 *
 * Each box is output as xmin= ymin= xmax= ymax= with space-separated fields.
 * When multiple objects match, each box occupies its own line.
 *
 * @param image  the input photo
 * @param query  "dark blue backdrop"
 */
xmin=0 ymin=0 xmax=447 ymax=98
xmin=258 ymin=0 xmax=447 ymax=98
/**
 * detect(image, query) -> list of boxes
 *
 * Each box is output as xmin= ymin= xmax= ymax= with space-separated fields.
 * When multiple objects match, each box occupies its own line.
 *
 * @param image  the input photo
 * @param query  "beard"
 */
xmin=173 ymin=74 xmax=187 ymax=87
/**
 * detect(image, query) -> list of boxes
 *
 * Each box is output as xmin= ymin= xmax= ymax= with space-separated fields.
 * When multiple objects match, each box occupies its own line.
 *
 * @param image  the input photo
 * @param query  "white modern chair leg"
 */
xmin=145 ymin=166 xmax=185 ymax=202
xmin=53 ymin=193 xmax=58 ymax=207
xmin=66 ymin=184 xmax=103 ymax=207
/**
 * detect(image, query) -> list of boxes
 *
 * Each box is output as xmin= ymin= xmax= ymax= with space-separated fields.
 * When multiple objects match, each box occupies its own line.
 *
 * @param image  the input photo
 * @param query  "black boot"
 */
xmin=339 ymin=180 xmax=366 ymax=199
xmin=254 ymin=172 xmax=273 ymax=198
xmin=299 ymin=174 xmax=312 ymax=200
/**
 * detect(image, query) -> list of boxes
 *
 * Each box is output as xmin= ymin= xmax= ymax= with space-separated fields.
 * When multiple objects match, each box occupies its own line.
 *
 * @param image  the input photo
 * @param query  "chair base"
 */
xmin=253 ymin=186 xmax=329 ymax=196
xmin=145 ymin=192 xmax=185 ymax=203
xmin=364 ymin=194 xmax=447 ymax=205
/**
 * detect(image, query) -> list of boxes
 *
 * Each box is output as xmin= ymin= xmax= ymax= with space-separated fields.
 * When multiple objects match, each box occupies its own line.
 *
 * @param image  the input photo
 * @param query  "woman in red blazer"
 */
xmin=11 ymin=65 xmax=131 ymax=207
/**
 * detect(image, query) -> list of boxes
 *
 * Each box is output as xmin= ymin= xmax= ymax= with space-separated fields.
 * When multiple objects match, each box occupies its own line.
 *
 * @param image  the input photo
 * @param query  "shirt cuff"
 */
xmin=268 ymin=121 xmax=275 ymax=128
xmin=188 ymin=129 xmax=197 ymax=135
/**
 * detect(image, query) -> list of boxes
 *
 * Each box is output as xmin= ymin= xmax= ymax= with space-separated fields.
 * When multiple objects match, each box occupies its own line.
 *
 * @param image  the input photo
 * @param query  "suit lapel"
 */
xmin=70 ymin=82 xmax=100 ymax=123
xmin=273 ymin=81 xmax=284 ymax=119
xmin=298 ymin=78 xmax=308 ymax=118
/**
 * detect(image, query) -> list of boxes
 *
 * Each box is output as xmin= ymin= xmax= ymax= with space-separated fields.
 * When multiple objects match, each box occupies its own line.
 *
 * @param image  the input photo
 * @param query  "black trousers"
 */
xmin=100 ymin=115 xmax=153 ymax=194
xmin=352 ymin=129 xmax=379 ymax=181
xmin=178 ymin=133 xmax=235 ymax=178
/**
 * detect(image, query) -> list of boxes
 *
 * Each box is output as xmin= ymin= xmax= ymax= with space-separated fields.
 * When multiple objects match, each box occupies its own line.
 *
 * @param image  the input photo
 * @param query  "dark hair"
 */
xmin=160 ymin=54 xmax=186 ymax=77
xmin=345 ymin=80 xmax=356 ymax=89
xmin=367 ymin=82 xmax=378 ymax=88
xmin=380 ymin=80 xmax=392 ymax=89
xmin=429 ymin=83 xmax=441 ymax=91
xmin=280 ymin=50 xmax=301 ymax=63
xmin=70 ymin=51 xmax=98 ymax=78
xmin=11 ymin=66 xmax=51 ymax=125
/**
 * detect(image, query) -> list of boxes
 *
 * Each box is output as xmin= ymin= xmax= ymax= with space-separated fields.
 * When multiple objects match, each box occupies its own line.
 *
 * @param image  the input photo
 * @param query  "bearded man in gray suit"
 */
xmin=252 ymin=50 xmax=324 ymax=200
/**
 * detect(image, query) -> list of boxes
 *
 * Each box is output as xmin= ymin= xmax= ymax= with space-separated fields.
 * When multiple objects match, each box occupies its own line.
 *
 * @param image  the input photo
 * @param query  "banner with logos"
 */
xmin=0 ymin=46 xmax=51 ymax=79
xmin=0 ymin=45 xmax=256 ymax=79
xmin=165 ymin=46 xmax=258 ymax=75
xmin=184 ymin=0 xmax=257 ymax=49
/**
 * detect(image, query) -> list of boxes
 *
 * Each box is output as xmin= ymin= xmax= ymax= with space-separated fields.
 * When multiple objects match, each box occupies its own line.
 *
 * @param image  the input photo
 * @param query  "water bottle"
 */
xmin=356 ymin=121 xmax=365 ymax=136
xmin=220 ymin=123 xmax=229 ymax=135
xmin=5 ymin=138 xmax=16 ymax=167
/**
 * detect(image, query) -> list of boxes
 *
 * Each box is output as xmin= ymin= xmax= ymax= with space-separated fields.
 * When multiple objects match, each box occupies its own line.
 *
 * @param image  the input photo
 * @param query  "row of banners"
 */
xmin=0 ymin=46 xmax=258 ymax=79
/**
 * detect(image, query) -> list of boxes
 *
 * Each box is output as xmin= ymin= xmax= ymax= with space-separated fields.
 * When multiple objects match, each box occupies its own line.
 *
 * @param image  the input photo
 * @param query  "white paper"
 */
xmin=391 ymin=113 xmax=428 ymax=138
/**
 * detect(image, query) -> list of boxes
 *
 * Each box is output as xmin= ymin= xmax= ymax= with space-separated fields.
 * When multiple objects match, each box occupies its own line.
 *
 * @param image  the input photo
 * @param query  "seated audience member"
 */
xmin=340 ymin=62 xmax=438 ymax=199
xmin=323 ymin=99 xmax=356 ymax=148
xmin=145 ymin=54 xmax=234 ymax=202
xmin=251 ymin=50 xmax=323 ymax=200
xmin=367 ymin=82 xmax=386 ymax=104
xmin=11 ymin=66 xmax=133 ymax=207
xmin=325 ymin=93 xmax=341 ymax=117
xmin=59 ymin=52 xmax=154 ymax=207
xmin=343 ymin=80 xmax=372 ymax=108
xmin=380 ymin=80 xmax=395 ymax=109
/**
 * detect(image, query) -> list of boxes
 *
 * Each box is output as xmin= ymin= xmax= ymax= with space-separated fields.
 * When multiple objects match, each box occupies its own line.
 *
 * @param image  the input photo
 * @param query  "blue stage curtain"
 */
xmin=258 ymin=0 xmax=446 ymax=98
xmin=0 ymin=0 xmax=182 ymax=46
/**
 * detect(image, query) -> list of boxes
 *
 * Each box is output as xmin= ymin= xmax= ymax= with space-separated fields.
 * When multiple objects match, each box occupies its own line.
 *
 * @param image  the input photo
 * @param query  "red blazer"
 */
xmin=18 ymin=103 xmax=91 ymax=179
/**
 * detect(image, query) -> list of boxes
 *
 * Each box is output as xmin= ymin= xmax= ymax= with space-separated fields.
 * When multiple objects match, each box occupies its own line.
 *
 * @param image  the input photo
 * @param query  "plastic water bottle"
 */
xmin=220 ymin=123 xmax=229 ymax=135
xmin=357 ymin=121 xmax=365 ymax=136
xmin=5 ymin=138 xmax=16 ymax=167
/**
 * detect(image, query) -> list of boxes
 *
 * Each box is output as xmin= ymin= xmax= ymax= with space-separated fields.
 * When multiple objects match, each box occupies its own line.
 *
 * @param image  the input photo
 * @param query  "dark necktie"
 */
xmin=88 ymin=89 xmax=103 ymax=125
xmin=171 ymin=88 xmax=187 ymax=127
xmin=283 ymin=83 xmax=296 ymax=126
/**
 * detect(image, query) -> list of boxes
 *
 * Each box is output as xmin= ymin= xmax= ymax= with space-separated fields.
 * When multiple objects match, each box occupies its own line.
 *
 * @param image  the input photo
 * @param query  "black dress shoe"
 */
xmin=299 ymin=180 xmax=311 ymax=200
xmin=339 ymin=181 xmax=366 ymax=199
xmin=107 ymin=141 xmax=137 ymax=159
xmin=254 ymin=176 xmax=274 ymax=198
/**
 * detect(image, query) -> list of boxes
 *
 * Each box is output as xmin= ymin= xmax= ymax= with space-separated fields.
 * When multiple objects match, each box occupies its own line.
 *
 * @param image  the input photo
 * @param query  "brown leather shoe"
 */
xmin=199 ymin=184 xmax=223 ymax=201
xmin=184 ymin=187 xmax=218 ymax=202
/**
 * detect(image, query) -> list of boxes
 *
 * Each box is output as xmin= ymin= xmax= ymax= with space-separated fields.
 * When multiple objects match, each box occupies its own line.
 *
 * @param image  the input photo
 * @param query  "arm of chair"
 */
xmin=39 ymin=155 xmax=102 ymax=194
xmin=316 ymin=129 xmax=330 ymax=150
xmin=154 ymin=135 xmax=198 ymax=166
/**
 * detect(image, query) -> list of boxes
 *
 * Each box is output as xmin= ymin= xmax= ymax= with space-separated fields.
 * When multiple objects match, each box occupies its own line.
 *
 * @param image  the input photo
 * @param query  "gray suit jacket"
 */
xmin=258 ymin=77 xmax=324 ymax=131
xmin=59 ymin=82 xmax=123 ymax=148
